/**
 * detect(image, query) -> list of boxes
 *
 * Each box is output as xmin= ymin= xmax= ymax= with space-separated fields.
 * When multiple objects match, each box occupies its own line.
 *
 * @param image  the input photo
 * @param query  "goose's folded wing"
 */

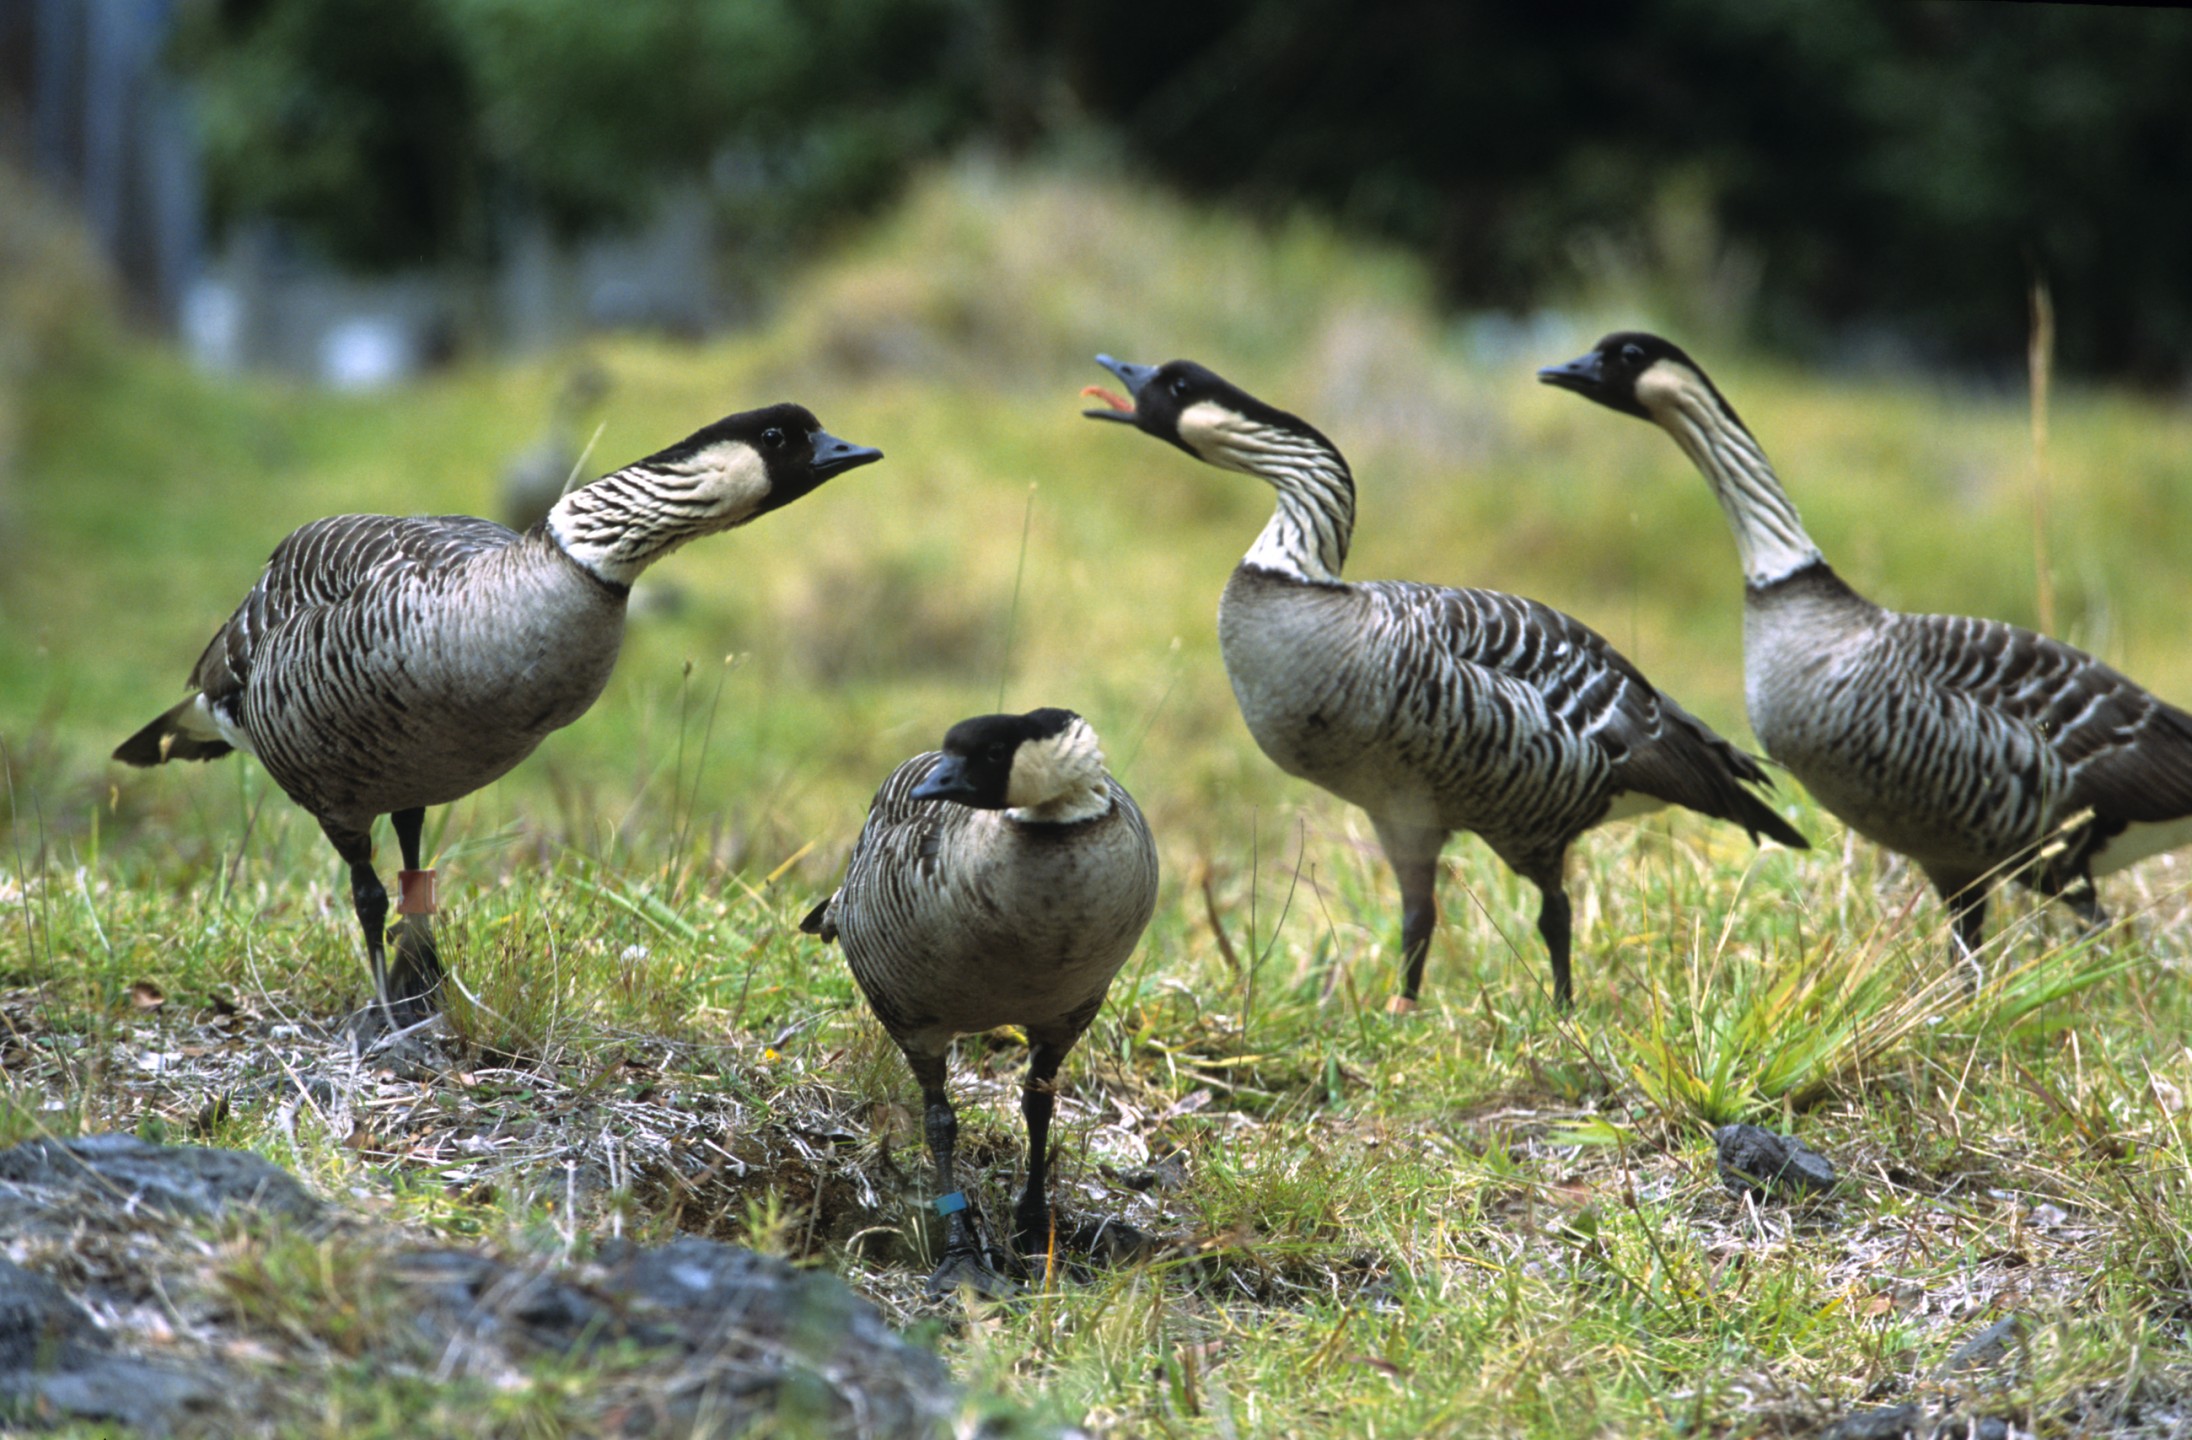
xmin=187 ymin=514 xmax=521 ymax=703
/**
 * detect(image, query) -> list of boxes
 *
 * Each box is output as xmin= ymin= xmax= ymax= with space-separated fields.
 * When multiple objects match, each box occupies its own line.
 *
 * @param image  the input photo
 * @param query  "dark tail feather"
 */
xmin=113 ymin=700 xmax=233 ymax=767
xmin=1649 ymin=708 xmax=1810 ymax=851
xmin=1732 ymin=784 xmax=1809 ymax=850
xmin=798 ymin=894 xmax=836 ymax=940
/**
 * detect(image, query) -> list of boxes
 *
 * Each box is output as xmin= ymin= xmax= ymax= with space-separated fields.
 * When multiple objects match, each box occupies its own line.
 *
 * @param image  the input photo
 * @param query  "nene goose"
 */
xmin=1084 ymin=356 xmax=1804 ymax=1011
xmin=801 ymin=708 xmax=1159 ymax=1293
xmin=115 ymin=405 xmax=882 ymax=1031
xmin=1541 ymin=331 xmax=2192 ymax=959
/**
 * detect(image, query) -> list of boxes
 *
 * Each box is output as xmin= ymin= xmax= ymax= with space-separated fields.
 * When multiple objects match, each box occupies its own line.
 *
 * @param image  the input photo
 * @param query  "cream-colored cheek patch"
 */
xmin=696 ymin=444 xmax=772 ymax=515
xmin=1176 ymin=400 xmax=1240 ymax=457
xmin=1005 ymin=742 xmax=1060 ymax=809
xmin=1634 ymin=364 xmax=1693 ymax=412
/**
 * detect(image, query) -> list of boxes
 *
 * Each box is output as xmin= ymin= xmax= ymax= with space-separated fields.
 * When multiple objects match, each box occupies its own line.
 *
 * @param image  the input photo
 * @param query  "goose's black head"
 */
xmin=553 ymin=404 xmax=882 ymax=587
xmin=1082 ymin=355 xmax=1329 ymax=465
xmin=910 ymin=707 xmax=1102 ymax=813
xmin=635 ymin=402 xmax=885 ymax=522
xmin=1536 ymin=332 xmax=1739 ymax=427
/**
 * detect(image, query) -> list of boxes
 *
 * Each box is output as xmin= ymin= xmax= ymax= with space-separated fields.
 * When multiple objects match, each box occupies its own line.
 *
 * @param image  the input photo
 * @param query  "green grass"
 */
xmin=6 ymin=158 xmax=2192 ymax=1435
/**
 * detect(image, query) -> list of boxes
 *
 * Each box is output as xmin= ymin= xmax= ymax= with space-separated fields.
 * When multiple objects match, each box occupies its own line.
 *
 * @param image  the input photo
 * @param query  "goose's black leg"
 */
xmin=1374 ymin=821 xmax=1446 ymax=1012
xmin=322 ymin=821 xmax=393 ymax=1022
xmin=386 ymin=807 xmax=442 ymax=1022
xmin=1500 ymin=848 xmax=1576 ymax=1011
xmin=1943 ymin=883 xmax=1989 ymax=988
xmin=2061 ymin=885 xmax=2108 ymax=934
xmin=1537 ymin=883 xmax=1574 ymax=1012
xmin=908 ymin=1050 xmax=1007 ymax=1295
xmin=2033 ymin=863 xmax=2109 ymax=935
xmin=1013 ymin=1039 xmax=1068 ymax=1263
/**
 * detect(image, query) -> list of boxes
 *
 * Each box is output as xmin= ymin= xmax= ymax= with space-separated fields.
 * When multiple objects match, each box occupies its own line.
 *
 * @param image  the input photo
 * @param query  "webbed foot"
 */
xmin=925 ymin=1246 xmax=1020 ymax=1299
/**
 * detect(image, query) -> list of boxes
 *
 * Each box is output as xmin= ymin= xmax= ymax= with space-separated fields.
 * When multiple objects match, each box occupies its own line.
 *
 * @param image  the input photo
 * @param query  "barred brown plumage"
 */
xmin=114 ymin=404 xmax=882 ymax=1034
xmin=1542 ymin=331 xmax=2192 ymax=963
xmin=1087 ymin=356 xmax=1803 ymax=1012
xmin=801 ymin=708 xmax=1158 ymax=1293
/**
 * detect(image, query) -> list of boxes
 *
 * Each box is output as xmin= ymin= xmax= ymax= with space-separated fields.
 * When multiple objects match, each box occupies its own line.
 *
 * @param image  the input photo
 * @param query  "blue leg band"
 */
xmin=934 ymin=1190 xmax=968 ymax=1216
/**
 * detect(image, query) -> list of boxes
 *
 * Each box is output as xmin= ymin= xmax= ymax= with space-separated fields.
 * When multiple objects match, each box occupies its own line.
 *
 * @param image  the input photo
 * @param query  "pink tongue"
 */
xmin=1080 ymin=384 xmax=1133 ymax=413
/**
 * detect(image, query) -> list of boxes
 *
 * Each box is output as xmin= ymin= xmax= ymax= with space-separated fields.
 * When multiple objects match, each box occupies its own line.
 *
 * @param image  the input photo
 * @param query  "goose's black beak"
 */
xmin=1082 ymin=354 xmax=1159 ymax=422
xmin=1536 ymin=352 xmax=1605 ymax=397
xmin=910 ymin=754 xmax=981 ymax=804
xmin=810 ymin=430 xmax=885 ymax=478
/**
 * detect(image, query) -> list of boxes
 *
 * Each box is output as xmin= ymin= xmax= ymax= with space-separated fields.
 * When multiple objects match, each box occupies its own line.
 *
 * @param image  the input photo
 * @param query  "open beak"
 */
xmin=1082 ymin=354 xmax=1159 ymax=422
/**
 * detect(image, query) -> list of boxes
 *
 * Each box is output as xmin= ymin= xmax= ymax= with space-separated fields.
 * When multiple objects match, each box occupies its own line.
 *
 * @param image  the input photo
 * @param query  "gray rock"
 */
xmin=1937 ymin=1314 xmax=2025 ymax=1376
xmin=0 ymin=1132 xmax=323 ymax=1225
xmin=8 ymin=1360 xmax=223 ymax=1437
xmin=1821 ymin=1404 xmax=2010 ymax=1440
xmin=596 ymin=1236 xmax=961 ymax=1437
xmin=396 ymin=1248 xmax=637 ymax=1357
xmin=376 ymin=1238 xmax=966 ymax=1436
xmin=0 ymin=1260 xmax=104 ymax=1373
xmin=0 ymin=1134 xmax=985 ymax=1437
xmin=1714 ymin=1123 xmax=1838 ymax=1199
xmin=1823 ymin=1403 xmax=1922 ymax=1440
xmin=1118 ymin=1151 xmax=1189 ymax=1193
xmin=0 ymin=1258 xmax=221 ymax=1436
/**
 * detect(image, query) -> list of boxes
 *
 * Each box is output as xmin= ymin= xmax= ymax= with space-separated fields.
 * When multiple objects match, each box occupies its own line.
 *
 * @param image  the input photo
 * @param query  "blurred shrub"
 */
xmin=171 ymin=0 xmax=2192 ymax=381
xmin=0 ymin=161 xmax=118 ymax=550
xmin=170 ymin=0 xmax=987 ymax=272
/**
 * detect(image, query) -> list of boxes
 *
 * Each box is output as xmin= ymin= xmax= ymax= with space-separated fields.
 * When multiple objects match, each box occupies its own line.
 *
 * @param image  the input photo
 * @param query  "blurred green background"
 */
xmin=152 ymin=0 xmax=2192 ymax=378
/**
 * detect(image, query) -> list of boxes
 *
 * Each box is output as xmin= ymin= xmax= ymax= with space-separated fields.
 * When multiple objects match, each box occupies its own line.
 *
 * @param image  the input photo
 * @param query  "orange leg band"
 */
xmin=396 ymin=869 xmax=438 ymax=916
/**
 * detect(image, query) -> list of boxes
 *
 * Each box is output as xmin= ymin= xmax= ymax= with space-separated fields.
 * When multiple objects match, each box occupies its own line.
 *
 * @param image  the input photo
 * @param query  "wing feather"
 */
xmin=1889 ymin=611 xmax=2192 ymax=823
xmin=1358 ymin=582 xmax=1801 ymax=846
xmin=186 ymin=514 xmax=521 ymax=706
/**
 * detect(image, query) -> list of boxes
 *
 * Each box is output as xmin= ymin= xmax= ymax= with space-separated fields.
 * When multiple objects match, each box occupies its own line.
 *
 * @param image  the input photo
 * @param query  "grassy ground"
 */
xmin=7 ymin=159 xmax=2192 ymax=1436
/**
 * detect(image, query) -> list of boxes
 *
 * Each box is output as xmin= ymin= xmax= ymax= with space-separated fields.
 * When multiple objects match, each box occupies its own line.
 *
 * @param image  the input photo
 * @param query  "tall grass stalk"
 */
xmin=997 ymin=482 xmax=1038 ymax=710
xmin=2029 ymin=275 xmax=2057 ymax=636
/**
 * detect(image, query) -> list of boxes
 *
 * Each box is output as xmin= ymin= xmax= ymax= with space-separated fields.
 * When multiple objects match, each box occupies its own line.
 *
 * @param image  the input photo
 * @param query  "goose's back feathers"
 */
xmin=806 ymin=751 xmax=1159 ymax=1057
xmin=1222 ymin=568 xmax=1803 ymax=859
xmin=187 ymin=513 xmax=536 ymax=704
xmin=1891 ymin=610 xmax=2192 ymax=822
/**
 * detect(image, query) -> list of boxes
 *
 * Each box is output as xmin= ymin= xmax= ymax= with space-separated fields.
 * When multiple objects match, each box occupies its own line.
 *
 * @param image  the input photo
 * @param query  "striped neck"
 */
xmin=1180 ymin=403 xmax=1354 ymax=583
xmin=1635 ymin=364 xmax=1821 ymax=587
xmin=546 ymin=447 xmax=768 ymax=588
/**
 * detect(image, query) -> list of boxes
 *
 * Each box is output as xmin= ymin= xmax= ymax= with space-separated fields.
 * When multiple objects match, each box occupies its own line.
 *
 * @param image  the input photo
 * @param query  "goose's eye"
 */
xmin=1620 ymin=343 xmax=1645 ymax=366
xmin=1168 ymin=376 xmax=1189 ymax=398
xmin=761 ymin=427 xmax=786 ymax=451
